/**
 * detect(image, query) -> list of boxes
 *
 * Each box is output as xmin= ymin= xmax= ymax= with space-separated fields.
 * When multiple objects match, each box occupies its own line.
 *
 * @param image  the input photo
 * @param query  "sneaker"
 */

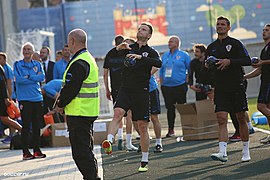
xmin=166 ymin=130 xmax=175 ymax=137
xmin=34 ymin=152 xmax=46 ymax=158
xmin=137 ymin=145 xmax=141 ymax=153
xmin=241 ymin=151 xmax=251 ymax=162
xmin=211 ymin=153 xmax=228 ymax=162
xmin=23 ymin=153 xmax=35 ymax=160
xmin=1 ymin=136 xmax=11 ymax=144
xmin=126 ymin=144 xmax=138 ymax=151
xmin=102 ymin=140 xmax=112 ymax=154
xmin=136 ymin=135 xmax=140 ymax=140
xmin=118 ymin=139 xmax=124 ymax=150
xmin=260 ymin=135 xmax=270 ymax=144
xmin=138 ymin=162 xmax=148 ymax=172
xmin=249 ymin=128 xmax=255 ymax=135
xmin=229 ymin=134 xmax=241 ymax=142
xmin=154 ymin=144 xmax=163 ymax=153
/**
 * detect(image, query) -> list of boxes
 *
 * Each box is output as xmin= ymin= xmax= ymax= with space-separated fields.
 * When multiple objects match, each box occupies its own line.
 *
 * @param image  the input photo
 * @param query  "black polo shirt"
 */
xmin=206 ymin=36 xmax=251 ymax=92
xmin=260 ymin=42 xmax=270 ymax=82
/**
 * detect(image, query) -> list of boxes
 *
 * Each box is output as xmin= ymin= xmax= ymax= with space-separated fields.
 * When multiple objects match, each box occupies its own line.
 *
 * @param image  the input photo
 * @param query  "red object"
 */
xmin=42 ymin=128 xmax=52 ymax=137
xmin=6 ymin=101 xmax=21 ymax=119
xmin=44 ymin=114 xmax=54 ymax=125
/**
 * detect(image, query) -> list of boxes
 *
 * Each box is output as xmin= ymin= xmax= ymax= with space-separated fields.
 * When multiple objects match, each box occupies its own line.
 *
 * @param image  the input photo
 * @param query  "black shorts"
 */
xmin=114 ymin=87 xmax=150 ymax=121
xmin=214 ymin=88 xmax=248 ymax=113
xmin=0 ymin=98 xmax=8 ymax=117
xmin=111 ymin=89 xmax=119 ymax=104
xmin=258 ymin=81 xmax=270 ymax=104
xmin=149 ymin=88 xmax=161 ymax=114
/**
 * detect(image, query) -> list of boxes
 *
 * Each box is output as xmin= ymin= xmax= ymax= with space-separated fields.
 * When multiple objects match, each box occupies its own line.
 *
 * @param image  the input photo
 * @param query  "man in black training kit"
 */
xmin=102 ymin=22 xmax=162 ymax=172
xmin=206 ymin=16 xmax=251 ymax=162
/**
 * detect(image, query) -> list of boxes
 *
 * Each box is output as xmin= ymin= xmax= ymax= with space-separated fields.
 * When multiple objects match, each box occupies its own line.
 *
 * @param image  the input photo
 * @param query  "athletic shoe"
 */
xmin=211 ymin=153 xmax=228 ymax=162
xmin=241 ymin=151 xmax=251 ymax=162
xmin=136 ymin=135 xmax=140 ymax=140
xmin=102 ymin=140 xmax=112 ymax=154
xmin=118 ymin=139 xmax=124 ymax=150
xmin=137 ymin=145 xmax=141 ymax=153
xmin=249 ymin=128 xmax=255 ymax=135
xmin=138 ymin=162 xmax=148 ymax=172
xmin=23 ymin=153 xmax=35 ymax=160
xmin=1 ymin=136 xmax=11 ymax=144
xmin=126 ymin=144 xmax=138 ymax=151
xmin=229 ymin=134 xmax=241 ymax=142
xmin=34 ymin=152 xmax=46 ymax=158
xmin=260 ymin=135 xmax=270 ymax=144
xmin=154 ymin=144 xmax=163 ymax=153
xmin=166 ymin=130 xmax=175 ymax=137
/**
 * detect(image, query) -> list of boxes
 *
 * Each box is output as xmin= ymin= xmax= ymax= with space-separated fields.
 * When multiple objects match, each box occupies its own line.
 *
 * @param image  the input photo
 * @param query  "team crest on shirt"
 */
xmin=33 ymin=66 xmax=38 ymax=72
xmin=142 ymin=52 xmax=149 ymax=57
xmin=226 ymin=44 xmax=232 ymax=52
xmin=20 ymin=104 xmax=23 ymax=110
xmin=176 ymin=55 xmax=181 ymax=60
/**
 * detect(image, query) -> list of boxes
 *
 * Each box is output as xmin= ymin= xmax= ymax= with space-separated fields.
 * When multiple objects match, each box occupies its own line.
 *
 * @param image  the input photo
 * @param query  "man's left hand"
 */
xmin=216 ymin=59 xmax=230 ymax=70
xmin=126 ymin=54 xmax=142 ymax=60
xmin=54 ymin=105 xmax=64 ymax=115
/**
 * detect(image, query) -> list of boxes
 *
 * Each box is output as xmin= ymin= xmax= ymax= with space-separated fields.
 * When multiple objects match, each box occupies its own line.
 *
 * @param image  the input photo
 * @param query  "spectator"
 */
xmin=13 ymin=42 xmax=46 ymax=160
xmin=53 ymin=44 xmax=70 ymax=79
xmin=159 ymin=35 xmax=191 ymax=137
xmin=55 ymin=50 xmax=62 ymax=62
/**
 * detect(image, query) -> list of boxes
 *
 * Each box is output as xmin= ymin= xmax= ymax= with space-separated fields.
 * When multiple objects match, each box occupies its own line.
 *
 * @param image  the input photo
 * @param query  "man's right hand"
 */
xmin=106 ymin=90 xmax=112 ymax=101
xmin=190 ymin=85 xmax=201 ymax=92
xmin=116 ymin=42 xmax=132 ymax=51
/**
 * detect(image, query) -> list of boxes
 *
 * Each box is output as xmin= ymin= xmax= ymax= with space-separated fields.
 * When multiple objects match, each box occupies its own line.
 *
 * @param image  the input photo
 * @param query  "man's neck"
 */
xmin=24 ymin=58 xmax=31 ymax=62
xmin=218 ymin=34 xmax=228 ymax=41
xmin=264 ymin=38 xmax=270 ymax=45
xmin=198 ymin=56 xmax=205 ymax=62
xmin=137 ymin=40 xmax=147 ymax=48
xmin=170 ymin=48 xmax=178 ymax=54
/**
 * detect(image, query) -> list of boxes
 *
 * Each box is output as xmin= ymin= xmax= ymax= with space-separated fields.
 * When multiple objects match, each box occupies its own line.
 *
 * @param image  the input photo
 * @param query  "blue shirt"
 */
xmin=149 ymin=75 xmax=158 ymax=92
xmin=13 ymin=60 xmax=45 ymax=102
xmin=53 ymin=59 xmax=69 ymax=79
xmin=2 ymin=63 xmax=16 ymax=99
xmin=159 ymin=49 xmax=191 ymax=87
xmin=43 ymin=79 xmax=62 ymax=99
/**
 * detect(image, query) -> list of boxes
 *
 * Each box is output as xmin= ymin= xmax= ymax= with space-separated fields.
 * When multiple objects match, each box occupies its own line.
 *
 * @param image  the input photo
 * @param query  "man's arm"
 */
xmin=103 ymin=68 xmax=111 ymax=100
xmin=244 ymin=67 xmax=262 ymax=80
xmin=6 ymin=79 xmax=12 ymax=100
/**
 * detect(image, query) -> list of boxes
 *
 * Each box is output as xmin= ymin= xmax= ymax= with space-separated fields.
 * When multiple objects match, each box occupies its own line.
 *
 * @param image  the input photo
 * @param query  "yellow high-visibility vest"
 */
xmin=63 ymin=50 xmax=99 ymax=116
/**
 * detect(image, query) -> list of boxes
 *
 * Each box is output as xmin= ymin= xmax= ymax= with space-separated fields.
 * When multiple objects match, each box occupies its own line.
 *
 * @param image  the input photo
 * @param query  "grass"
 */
xmin=248 ymin=98 xmax=269 ymax=130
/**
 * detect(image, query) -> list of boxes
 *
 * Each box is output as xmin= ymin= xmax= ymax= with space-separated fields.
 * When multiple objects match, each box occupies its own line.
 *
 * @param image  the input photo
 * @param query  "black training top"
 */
xmin=206 ymin=36 xmax=251 ymax=92
xmin=260 ymin=42 xmax=270 ymax=82
xmin=103 ymin=47 xmax=126 ymax=90
xmin=0 ymin=65 xmax=8 ymax=99
xmin=119 ymin=42 xmax=162 ymax=91
xmin=188 ymin=58 xmax=214 ymax=86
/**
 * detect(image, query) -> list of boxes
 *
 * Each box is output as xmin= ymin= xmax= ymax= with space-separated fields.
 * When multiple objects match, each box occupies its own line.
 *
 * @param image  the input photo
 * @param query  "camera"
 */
xmin=124 ymin=56 xmax=136 ymax=67
xmin=251 ymin=57 xmax=259 ymax=64
xmin=195 ymin=83 xmax=211 ymax=93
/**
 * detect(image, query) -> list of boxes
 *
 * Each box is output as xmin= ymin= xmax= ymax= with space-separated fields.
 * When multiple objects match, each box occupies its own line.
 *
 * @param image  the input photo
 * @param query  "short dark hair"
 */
xmin=141 ymin=22 xmax=153 ymax=34
xmin=123 ymin=38 xmax=136 ymax=44
xmin=63 ymin=44 xmax=69 ymax=50
xmin=193 ymin=44 xmax=206 ymax=53
xmin=56 ymin=50 xmax=62 ymax=55
xmin=217 ymin=16 xmax=230 ymax=26
xmin=0 ymin=52 xmax=7 ymax=60
xmin=265 ymin=23 xmax=270 ymax=28
xmin=114 ymin=35 xmax=124 ymax=46
xmin=41 ymin=46 xmax=51 ymax=54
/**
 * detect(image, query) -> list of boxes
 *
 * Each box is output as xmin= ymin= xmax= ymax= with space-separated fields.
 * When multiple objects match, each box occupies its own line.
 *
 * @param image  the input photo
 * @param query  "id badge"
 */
xmin=165 ymin=67 xmax=172 ymax=78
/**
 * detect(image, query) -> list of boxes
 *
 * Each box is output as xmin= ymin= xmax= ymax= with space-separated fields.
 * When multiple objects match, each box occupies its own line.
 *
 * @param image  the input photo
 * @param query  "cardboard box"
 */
xmin=93 ymin=119 xmax=111 ymax=145
xmin=51 ymin=123 xmax=70 ymax=147
xmin=175 ymin=100 xmax=219 ymax=141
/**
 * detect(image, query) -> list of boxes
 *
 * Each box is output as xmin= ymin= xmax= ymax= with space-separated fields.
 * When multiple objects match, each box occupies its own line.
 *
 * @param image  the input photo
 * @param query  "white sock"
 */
xmin=126 ymin=134 xmax=132 ymax=146
xmin=219 ymin=142 xmax=227 ymax=156
xmin=243 ymin=141 xmax=250 ymax=153
xmin=156 ymin=138 xmax=162 ymax=146
xmin=247 ymin=122 xmax=253 ymax=129
xmin=107 ymin=134 xmax=114 ymax=144
xmin=118 ymin=128 xmax=123 ymax=140
xmin=141 ymin=152 xmax=149 ymax=162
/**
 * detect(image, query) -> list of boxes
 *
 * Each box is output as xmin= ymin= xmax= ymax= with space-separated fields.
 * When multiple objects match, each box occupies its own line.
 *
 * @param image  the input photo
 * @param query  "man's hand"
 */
xmin=190 ymin=85 xmax=201 ymax=92
xmin=4 ymin=98 xmax=11 ymax=107
xmin=54 ymin=105 xmax=64 ymax=115
xmin=116 ymin=42 xmax=132 ymax=51
xmin=106 ymin=90 xmax=112 ymax=101
xmin=216 ymin=59 xmax=230 ymax=70
xmin=126 ymin=54 xmax=142 ymax=60
xmin=252 ymin=60 xmax=263 ymax=68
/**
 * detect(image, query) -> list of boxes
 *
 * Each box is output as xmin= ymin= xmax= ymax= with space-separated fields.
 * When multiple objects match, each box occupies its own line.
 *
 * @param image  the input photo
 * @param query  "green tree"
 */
xmin=230 ymin=5 xmax=245 ymax=28
xmin=205 ymin=5 xmax=227 ymax=27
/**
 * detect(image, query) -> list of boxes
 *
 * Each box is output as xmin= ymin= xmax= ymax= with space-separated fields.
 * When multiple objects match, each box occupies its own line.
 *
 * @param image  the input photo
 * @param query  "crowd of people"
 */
xmin=0 ymin=16 xmax=270 ymax=178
